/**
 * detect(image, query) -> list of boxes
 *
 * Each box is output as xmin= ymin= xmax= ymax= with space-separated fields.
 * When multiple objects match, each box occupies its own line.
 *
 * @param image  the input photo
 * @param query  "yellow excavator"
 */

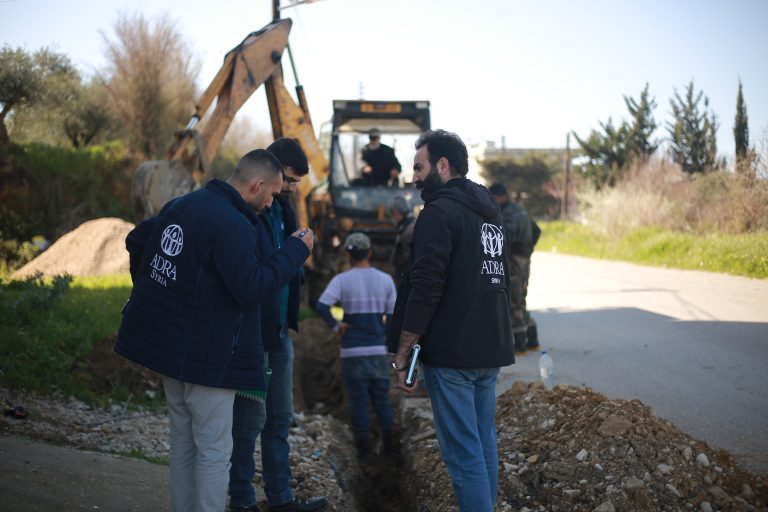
xmin=130 ymin=16 xmax=326 ymax=233
xmin=130 ymin=7 xmax=430 ymax=298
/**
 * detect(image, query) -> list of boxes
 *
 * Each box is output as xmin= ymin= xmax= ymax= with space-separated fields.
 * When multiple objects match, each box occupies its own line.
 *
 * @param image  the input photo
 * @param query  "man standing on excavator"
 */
xmin=229 ymin=138 xmax=328 ymax=512
xmin=361 ymin=128 xmax=402 ymax=186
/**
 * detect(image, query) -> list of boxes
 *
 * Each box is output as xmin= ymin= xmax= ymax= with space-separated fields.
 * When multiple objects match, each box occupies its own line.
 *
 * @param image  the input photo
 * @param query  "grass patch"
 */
xmin=0 ymin=273 xmax=132 ymax=402
xmin=116 ymin=449 xmax=169 ymax=466
xmin=537 ymin=221 xmax=768 ymax=279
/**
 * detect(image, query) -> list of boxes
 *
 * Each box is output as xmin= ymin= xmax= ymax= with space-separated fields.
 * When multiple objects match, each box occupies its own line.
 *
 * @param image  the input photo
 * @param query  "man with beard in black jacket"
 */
xmin=390 ymin=129 xmax=514 ymax=512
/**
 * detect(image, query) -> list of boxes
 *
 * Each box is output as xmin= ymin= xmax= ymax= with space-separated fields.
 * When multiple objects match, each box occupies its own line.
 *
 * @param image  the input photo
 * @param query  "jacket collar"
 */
xmin=206 ymin=179 xmax=260 ymax=225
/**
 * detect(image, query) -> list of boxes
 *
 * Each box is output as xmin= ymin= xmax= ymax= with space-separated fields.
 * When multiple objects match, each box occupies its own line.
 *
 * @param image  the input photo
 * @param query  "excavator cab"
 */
xmin=320 ymin=99 xmax=430 ymax=239
xmin=327 ymin=99 xmax=430 ymax=220
xmin=305 ymin=100 xmax=430 ymax=302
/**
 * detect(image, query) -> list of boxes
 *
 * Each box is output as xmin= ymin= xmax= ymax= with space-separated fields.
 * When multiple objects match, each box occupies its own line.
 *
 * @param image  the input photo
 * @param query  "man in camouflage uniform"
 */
xmin=489 ymin=183 xmax=540 ymax=353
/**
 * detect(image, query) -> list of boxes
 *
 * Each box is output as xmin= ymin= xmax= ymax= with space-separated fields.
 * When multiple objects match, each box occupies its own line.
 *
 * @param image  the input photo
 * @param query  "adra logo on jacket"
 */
xmin=149 ymin=224 xmax=182 ymax=287
xmin=481 ymin=223 xmax=505 ymax=280
xmin=481 ymin=223 xmax=504 ymax=257
xmin=161 ymin=224 xmax=184 ymax=256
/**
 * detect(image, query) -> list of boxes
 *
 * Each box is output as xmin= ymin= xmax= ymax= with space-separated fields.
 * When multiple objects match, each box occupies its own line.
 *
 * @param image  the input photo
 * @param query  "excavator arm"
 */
xmin=170 ymin=19 xmax=292 ymax=180
xmin=264 ymin=63 xmax=328 ymax=231
xmin=131 ymin=18 xmax=293 ymax=219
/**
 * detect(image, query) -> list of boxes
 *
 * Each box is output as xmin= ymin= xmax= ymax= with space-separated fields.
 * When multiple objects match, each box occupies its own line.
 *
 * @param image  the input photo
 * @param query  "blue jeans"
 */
xmin=229 ymin=386 xmax=267 ymax=508
xmin=260 ymin=328 xmax=295 ymax=507
xmin=422 ymin=365 xmax=500 ymax=512
xmin=229 ymin=328 xmax=295 ymax=508
xmin=341 ymin=355 xmax=393 ymax=435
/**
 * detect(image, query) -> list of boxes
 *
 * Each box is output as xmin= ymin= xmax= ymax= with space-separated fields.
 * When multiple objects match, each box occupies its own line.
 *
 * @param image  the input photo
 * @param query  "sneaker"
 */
xmin=269 ymin=497 xmax=328 ymax=512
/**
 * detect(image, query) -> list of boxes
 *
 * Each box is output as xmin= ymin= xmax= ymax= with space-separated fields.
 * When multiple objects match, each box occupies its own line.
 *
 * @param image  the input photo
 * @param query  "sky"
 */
xmin=2 ymin=0 xmax=767 ymax=162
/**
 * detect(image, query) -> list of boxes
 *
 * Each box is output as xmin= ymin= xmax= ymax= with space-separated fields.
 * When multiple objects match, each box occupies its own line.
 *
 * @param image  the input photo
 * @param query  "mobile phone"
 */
xmin=405 ymin=344 xmax=421 ymax=387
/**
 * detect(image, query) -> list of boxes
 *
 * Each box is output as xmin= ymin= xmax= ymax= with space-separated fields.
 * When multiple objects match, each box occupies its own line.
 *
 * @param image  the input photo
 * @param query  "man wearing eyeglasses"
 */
xmin=229 ymin=138 xmax=327 ymax=512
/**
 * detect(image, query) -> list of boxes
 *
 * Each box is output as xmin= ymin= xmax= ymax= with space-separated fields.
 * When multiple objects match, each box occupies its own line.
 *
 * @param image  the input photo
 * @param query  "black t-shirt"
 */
xmin=361 ymin=143 xmax=401 ymax=186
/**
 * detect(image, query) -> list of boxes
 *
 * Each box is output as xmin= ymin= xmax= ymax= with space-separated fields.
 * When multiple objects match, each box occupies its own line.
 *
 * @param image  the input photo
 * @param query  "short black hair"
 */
xmin=267 ymin=137 xmax=309 ymax=175
xmin=415 ymin=129 xmax=469 ymax=177
xmin=488 ymin=183 xmax=508 ymax=196
xmin=231 ymin=149 xmax=283 ymax=184
xmin=347 ymin=248 xmax=370 ymax=262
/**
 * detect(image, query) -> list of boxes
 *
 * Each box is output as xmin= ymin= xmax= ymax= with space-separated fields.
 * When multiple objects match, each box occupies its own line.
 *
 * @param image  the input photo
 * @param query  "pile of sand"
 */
xmin=12 ymin=218 xmax=135 ymax=279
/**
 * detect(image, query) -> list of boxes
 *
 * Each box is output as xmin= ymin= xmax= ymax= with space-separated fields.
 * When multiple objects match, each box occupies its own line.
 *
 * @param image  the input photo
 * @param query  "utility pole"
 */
xmin=562 ymin=132 xmax=571 ymax=219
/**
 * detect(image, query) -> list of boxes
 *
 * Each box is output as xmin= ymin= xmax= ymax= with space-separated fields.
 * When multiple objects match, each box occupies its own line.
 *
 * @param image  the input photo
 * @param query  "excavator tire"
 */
xmin=131 ymin=160 xmax=195 ymax=220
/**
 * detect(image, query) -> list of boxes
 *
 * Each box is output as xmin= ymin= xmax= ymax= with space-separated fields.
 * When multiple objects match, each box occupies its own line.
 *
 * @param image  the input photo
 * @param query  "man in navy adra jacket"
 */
xmin=116 ymin=149 xmax=314 ymax=512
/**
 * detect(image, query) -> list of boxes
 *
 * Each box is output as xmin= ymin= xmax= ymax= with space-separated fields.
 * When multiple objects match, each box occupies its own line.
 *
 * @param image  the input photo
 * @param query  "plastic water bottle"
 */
xmin=538 ymin=351 xmax=554 ymax=388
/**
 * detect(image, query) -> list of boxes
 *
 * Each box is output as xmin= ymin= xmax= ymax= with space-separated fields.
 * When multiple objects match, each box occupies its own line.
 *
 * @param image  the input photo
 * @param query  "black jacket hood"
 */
xmin=423 ymin=178 xmax=499 ymax=220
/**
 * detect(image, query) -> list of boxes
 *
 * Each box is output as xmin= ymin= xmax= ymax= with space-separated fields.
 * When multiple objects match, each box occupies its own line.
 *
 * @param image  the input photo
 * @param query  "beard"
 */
xmin=415 ymin=166 xmax=443 ymax=196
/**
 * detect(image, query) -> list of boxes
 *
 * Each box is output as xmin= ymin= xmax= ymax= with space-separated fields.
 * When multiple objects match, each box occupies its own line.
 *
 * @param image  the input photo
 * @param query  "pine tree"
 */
xmin=573 ymin=118 xmax=631 ymax=188
xmin=667 ymin=81 xmax=719 ymax=174
xmin=733 ymin=79 xmax=749 ymax=171
xmin=624 ymin=83 xmax=658 ymax=161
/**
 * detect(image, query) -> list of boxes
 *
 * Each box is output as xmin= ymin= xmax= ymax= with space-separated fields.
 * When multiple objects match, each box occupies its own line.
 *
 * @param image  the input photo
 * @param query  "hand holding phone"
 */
xmin=291 ymin=228 xmax=314 ymax=250
xmin=405 ymin=344 xmax=421 ymax=387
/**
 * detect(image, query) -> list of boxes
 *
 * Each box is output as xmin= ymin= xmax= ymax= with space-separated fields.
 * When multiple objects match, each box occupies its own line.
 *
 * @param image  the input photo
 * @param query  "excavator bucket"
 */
xmin=131 ymin=160 xmax=195 ymax=220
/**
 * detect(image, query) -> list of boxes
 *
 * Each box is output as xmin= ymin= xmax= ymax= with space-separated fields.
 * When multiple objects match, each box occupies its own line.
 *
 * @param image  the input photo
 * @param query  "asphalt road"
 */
xmin=0 ymin=435 xmax=169 ymax=511
xmin=497 ymin=251 xmax=768 ymax=476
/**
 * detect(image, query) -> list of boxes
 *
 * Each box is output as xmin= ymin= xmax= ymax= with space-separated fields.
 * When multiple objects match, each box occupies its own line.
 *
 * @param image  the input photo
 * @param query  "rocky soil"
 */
xmin=2 ymin=317 xmax=766 ymax=511
xmin=1 ymin=385 xmax=363 ymax=512
xmin=401 ymin=382 xmax=768 ymax=512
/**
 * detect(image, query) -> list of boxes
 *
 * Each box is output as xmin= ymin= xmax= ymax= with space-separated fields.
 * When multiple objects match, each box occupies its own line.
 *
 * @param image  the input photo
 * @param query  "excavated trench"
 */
xmin=292 ymin=317 xmax=768 ymax=512
xmin=13 ymin=316 xmax=768 ymax=511
xmin=294 ymin=317 xmax=420 ymax=512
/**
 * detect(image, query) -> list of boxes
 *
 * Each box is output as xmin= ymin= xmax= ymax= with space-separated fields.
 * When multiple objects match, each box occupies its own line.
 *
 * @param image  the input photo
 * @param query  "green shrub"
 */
xmin=576 ymin=158 xmax=768 ymax=236
xmin=1 ymin=272 xmax=73 ymax=324
xmin=0 ymin=237 xmax=41 ymax=275
xmin=2 ymin=141 xmax=135 ymax=240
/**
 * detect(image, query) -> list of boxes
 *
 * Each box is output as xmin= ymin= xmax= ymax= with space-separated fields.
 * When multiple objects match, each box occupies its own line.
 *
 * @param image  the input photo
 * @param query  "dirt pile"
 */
xmin=401 ymin=382 xmax=767 ymax=512
xmin=12 ymin=217 xmax=134 ymax=279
